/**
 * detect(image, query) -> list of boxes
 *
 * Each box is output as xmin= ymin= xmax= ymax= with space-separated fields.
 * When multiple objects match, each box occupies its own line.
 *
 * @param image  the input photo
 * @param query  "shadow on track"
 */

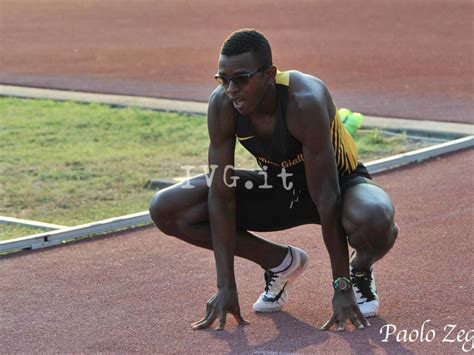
xmin=208 ymin=313 xmax=415 ymax=354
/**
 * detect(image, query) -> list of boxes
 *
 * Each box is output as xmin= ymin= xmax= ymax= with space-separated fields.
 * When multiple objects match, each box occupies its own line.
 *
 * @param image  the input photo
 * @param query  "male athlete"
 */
xmin=149 ymin=29 xmax=398 ymax=331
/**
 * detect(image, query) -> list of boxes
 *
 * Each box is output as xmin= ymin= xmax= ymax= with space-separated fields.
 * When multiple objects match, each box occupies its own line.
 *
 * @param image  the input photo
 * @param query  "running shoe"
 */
xmin=351 ymin=266 xmax=379 ymax=317
xmin=253 ymin=246 xmax=308 ymax=313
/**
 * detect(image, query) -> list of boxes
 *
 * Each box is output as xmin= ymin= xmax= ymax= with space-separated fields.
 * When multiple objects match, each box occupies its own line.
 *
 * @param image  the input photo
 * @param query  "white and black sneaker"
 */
xmin=253 ymin=246 xmax=308 ymax=313
xmin=351 ymin=266 xmax=379 ymax=317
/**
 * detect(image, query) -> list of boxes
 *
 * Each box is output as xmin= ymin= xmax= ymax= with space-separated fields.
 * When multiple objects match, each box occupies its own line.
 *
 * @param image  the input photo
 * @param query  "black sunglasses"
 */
xmin=214 ymin=65 xmax=270 ymax=87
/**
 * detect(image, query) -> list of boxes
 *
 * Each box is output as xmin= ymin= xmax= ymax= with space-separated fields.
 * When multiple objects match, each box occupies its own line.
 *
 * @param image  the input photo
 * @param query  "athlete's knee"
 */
xmin=350 ymin=202 xmax=396 ymax=251
xmin=149 ymin=189 xmax=178 ymax=236
xmin=388 ymin=222 xmax=399 ymax=248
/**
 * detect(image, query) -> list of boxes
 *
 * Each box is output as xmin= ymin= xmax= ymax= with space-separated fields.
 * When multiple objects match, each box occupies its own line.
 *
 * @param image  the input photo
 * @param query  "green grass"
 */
xmin=0 ymin=97 xmax=423 ymax=240
xmin=356 ymin=129 xmax=410 ymax=160
xmin=1 ymin=98 xmax=209 ymax=227
xmin=0 ymin=224 xmax=45 ymax=241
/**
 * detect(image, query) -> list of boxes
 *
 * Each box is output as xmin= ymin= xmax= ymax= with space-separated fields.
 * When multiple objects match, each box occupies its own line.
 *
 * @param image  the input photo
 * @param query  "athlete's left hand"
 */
xmin=320 ymin=291 xmax=371 ymax=331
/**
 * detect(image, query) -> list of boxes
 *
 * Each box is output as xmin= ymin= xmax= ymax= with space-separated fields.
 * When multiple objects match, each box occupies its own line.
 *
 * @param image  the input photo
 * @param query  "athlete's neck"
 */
xmin=252 ymin=82 xmax=277 ymax=116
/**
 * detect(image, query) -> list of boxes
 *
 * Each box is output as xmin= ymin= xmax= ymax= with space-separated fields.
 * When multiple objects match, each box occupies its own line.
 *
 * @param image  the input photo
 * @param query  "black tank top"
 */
xmin=234 ymin=71 xmax=359 ymax=189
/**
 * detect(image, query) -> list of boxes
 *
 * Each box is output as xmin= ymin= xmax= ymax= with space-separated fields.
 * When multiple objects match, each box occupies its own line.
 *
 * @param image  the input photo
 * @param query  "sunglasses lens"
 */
xmin=232 ymin=75 xmax=250 ymax=86
xmin=215 ymin=73 xmax=253 ymax=87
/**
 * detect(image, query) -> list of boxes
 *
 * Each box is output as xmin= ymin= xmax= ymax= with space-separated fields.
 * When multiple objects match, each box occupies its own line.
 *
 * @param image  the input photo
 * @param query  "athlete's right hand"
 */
xmin=191 ymin=286 xmax=250 ymax=330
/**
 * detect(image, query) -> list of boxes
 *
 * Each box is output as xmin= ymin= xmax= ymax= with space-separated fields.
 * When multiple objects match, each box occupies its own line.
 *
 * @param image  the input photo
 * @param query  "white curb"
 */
xmin=1 ymin=211 xmax=151 ymax=253
xmin=366 ymin=136 xmax=473 ymax=174
xmin=0 ymin=216 xmax=67 ymax=230
xmin=0 ymin=85 xmax=208 ymax=115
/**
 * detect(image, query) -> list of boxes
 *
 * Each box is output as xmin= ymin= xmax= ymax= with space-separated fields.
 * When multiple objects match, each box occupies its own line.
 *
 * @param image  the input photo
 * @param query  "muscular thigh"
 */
xmin=153 ymin=174 xmax=210 ymax=224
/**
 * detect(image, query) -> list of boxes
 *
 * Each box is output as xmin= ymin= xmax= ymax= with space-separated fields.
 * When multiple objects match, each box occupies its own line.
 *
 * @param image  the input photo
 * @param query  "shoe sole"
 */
xmin=358 ymin=297 xmax=380 ymax=318
xmin=253 ymin=247 xmax=309 ymax=313
xmin=364 ymin=312 xmax=378 ymax=318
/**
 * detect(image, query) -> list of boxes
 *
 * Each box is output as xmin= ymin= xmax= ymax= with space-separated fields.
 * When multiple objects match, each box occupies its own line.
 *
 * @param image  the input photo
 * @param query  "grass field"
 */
xmin=0 ymin=97 xmax=426 ymax=241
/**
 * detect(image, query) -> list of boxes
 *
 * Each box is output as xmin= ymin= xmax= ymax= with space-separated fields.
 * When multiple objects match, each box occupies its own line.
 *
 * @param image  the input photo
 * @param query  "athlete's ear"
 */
xmin=266 ymin=65 xmax=277 ymax=84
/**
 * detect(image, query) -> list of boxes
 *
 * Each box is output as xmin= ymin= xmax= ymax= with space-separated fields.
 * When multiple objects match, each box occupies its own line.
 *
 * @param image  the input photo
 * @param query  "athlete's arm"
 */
xmin=191 ymin=87 xmax=248 ymax=331
xmin=207 ymin=88 xmax=237 ymax=287
xmin=291 ymin=80 xmax=349 ymax=283
xmin=288 ymin=74 xmax=369 ymax=331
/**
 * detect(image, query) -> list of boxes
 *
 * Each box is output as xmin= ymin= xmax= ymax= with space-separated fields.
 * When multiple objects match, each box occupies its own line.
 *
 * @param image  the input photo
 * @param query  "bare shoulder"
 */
xmin=288 ymin=70 xmax=329 ymax=99
xmin=208 ymin=86 xmax=236 ymax=142
xmin=286 ymin=71 xmax=336 ymax=140
xmin=208 ymin=85 xmax=234 ymax=119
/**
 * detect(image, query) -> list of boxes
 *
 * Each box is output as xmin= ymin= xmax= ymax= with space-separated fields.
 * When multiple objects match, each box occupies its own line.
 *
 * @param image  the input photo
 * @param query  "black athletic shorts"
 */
xmin=235 ymin=163 xmax=376 ymax=232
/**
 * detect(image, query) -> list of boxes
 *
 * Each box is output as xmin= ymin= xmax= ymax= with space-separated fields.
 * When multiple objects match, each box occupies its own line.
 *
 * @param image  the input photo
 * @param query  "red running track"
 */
xmin=0 ymin=0 xmax=472 ymax=123
xmin=2 ymin=149 xmax=473 ymax=353
xmin=1 ymin=1 xmax=473 ymax=353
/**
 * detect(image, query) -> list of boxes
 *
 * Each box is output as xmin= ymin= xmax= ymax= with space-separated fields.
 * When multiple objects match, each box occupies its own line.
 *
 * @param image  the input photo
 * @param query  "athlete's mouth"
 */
xmin=232 ymin=98 xmax=245 ymax=110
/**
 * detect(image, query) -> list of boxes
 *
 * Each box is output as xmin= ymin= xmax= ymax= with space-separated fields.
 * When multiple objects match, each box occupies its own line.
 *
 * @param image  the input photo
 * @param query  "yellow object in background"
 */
xmin=338 ymin=108 xmax=365 ymax=136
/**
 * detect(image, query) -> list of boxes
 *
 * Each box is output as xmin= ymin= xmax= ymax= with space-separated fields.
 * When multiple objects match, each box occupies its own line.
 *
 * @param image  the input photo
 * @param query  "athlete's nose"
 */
xmin=225 ymin=80 xmax=240 ymax=95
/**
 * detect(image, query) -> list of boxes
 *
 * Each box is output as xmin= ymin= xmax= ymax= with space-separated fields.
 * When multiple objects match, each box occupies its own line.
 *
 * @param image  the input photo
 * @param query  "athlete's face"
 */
xmin=216 ymin=52 xmax=273 ymax=115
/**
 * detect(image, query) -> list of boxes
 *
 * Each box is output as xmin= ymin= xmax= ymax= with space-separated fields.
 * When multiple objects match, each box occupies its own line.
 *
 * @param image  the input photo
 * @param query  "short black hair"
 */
xmin=221 ymin=29 xmax=272 ymax=68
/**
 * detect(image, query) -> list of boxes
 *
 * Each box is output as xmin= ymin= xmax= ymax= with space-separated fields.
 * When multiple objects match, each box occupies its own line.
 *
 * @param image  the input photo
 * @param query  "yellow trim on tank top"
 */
xmin=331 ymin=110 xmax=359 ymax=173
xmin=276 ymin=70 xmax=290 ymax=86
